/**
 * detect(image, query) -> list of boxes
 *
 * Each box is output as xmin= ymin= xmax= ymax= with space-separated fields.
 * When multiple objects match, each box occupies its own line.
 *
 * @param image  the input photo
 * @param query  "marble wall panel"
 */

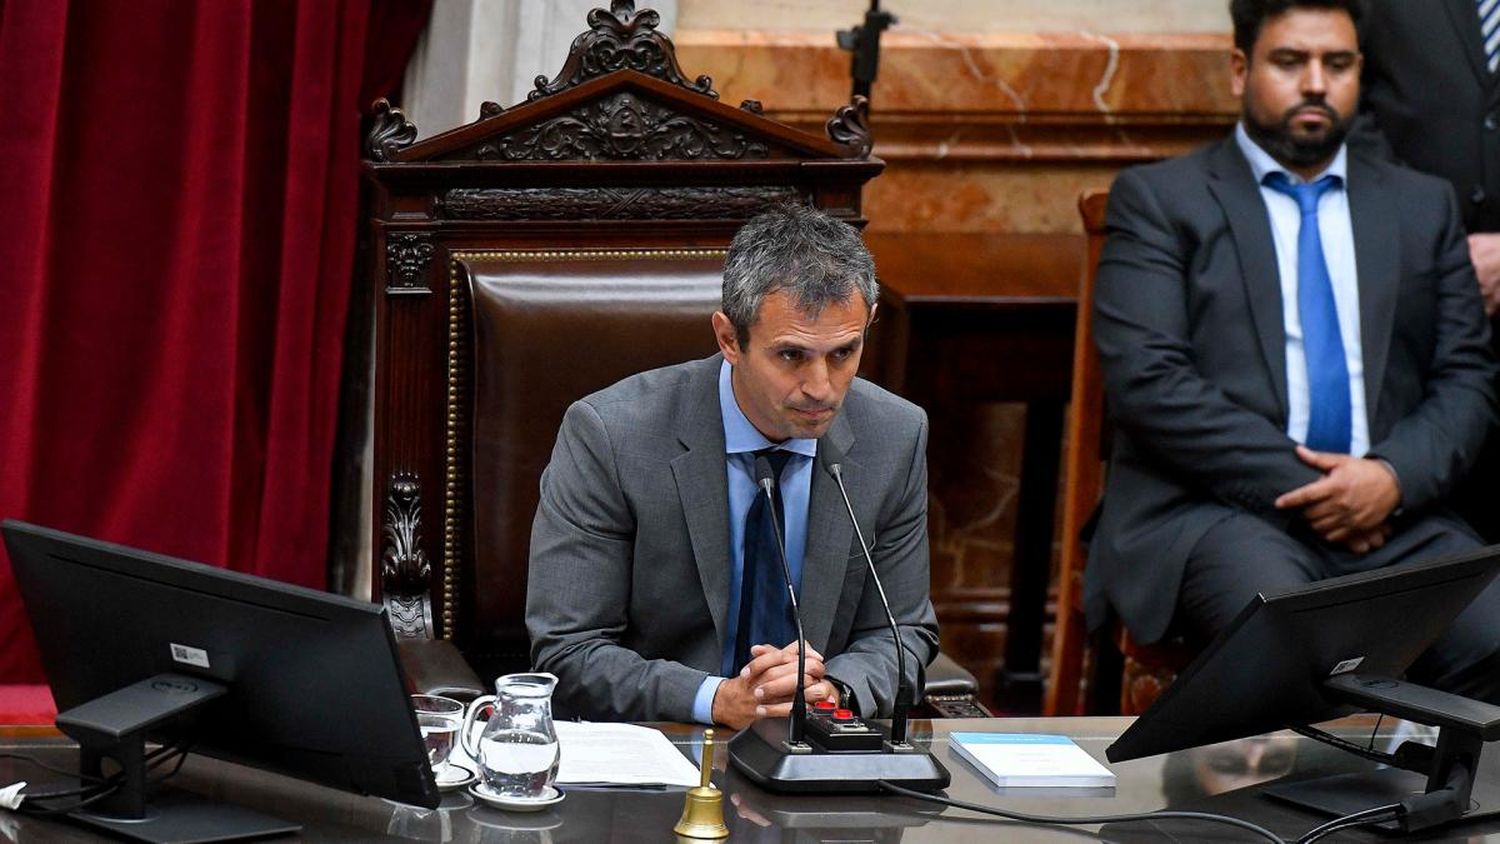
xmin=676 ymin=30 xmax=1239 ymax=235
xmin=675 ymin=31 xmax=1237 ymax=124
xmin=678 ymin=0 xmax=1231 ymax=35
xmin=865 ymin=162 xmax=1122 ymax=233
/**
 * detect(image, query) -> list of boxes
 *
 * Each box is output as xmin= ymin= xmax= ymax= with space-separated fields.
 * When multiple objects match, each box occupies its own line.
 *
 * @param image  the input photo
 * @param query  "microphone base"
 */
xmin=728 ymin=718 xmax=951 ymax=794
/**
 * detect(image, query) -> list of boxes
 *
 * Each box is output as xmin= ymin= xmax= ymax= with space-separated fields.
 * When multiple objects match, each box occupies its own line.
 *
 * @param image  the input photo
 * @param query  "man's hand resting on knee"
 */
xmin=710 ymin=642 xmax=838 ymax=729
xmin=1274 ymin=445 xmax=1401 ymax=553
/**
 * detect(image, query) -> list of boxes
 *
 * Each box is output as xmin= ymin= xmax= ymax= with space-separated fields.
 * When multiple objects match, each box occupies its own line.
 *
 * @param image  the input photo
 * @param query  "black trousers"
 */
xmin=1178 ymin=510 xmax=1500 ymax=704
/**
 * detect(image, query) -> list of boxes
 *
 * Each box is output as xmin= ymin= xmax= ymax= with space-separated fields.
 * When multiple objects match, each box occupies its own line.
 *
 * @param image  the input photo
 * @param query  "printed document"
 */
xmin=554 ymin=722 xmax=702 ymax=788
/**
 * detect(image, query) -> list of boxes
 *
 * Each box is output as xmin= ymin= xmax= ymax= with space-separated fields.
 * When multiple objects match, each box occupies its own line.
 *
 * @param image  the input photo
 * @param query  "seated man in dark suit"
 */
xmin=526 ymin=205 xmax=938 ymax=727
xmin=1086 ymin=0 xmax=1500 ymax=703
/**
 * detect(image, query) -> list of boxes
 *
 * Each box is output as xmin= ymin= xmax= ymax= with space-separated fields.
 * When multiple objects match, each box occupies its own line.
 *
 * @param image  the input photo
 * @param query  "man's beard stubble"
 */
xmin=1243 ymin=99 xmax=1353 ymax=170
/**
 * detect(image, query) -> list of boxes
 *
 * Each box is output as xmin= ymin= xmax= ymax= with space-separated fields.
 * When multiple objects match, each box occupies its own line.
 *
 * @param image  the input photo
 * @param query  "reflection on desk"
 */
xmin=3 ymin=717 xmax=1499 ymax=842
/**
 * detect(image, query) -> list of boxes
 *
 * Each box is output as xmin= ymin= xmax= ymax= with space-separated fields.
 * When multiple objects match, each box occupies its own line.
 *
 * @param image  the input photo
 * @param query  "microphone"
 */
xmin=754 ymin=454 xmax=810 ymax=747
xmin=827 ymin=462 xmax=913 ymax=746
xmin=726 ymin=451 xmax=948 ymax=794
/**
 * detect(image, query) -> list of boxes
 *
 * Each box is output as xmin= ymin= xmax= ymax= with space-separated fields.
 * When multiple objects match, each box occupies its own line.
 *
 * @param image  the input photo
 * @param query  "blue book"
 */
xmin=949 ymin=733 xmax=1116 ymax=788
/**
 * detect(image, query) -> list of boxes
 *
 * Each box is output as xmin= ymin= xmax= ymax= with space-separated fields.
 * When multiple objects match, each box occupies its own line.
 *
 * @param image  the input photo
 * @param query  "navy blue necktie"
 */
xmin=733 ymin=448 xmax=796 ymax=674
xmin=1264 ymin=171 xmax=1351 ymax=454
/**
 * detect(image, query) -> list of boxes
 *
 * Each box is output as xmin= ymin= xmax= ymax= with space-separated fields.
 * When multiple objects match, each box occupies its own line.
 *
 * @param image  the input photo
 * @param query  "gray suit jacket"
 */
xmin=1086 ymin=137 xmax=1498 ymax=644
xmin=526 ymin=354 xmax=939 ymax=722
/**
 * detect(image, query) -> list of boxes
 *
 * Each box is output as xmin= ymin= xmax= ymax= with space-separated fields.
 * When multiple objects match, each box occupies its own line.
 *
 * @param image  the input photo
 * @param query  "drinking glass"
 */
xmin=412 ymin=694 xmax=465 ymax=777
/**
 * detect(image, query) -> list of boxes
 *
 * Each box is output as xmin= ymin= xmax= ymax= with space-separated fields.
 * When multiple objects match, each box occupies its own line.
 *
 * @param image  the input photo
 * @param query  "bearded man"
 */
xmin=1084 ymin=0 xmax=1500 ymax=703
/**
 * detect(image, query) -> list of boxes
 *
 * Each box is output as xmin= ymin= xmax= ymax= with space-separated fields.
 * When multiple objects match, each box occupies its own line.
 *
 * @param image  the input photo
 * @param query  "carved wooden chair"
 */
xmin=1043 ymin=191 xmax=1195 ymax=717
xmin=361 ymin=1 xmax=981 ymax=714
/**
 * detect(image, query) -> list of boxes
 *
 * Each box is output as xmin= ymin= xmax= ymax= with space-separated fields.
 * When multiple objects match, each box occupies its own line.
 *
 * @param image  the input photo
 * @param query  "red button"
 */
xmin=813 ymin=700 xmax=836 ymax=711
xmin=833 ymin=708 xmax=854 ymax=721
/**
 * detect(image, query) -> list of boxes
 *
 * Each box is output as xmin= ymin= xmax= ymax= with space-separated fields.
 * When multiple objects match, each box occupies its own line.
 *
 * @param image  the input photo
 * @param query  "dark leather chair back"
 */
xmin=463 ymin=253 xmax=722 ymax=664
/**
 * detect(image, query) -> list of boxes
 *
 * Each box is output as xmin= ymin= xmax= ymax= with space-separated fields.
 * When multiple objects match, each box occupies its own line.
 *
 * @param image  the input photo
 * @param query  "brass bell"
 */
xmin=674 ymin=728 xmax=729 ymax=839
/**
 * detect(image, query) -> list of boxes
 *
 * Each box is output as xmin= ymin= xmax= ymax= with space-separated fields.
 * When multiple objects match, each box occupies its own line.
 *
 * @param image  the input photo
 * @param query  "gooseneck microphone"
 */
xmin=828 ymin=462 xmax=913 ymax=746
xmin=727 ymin=454 xmax=948 ymax=793
xmin=754 ymin=454 xmax=809 ymax=748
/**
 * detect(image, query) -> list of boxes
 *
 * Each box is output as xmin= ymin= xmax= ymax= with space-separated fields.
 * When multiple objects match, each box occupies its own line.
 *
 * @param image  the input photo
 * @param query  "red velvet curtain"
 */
xmin=0 ymin=0 xmax=429 ymax=682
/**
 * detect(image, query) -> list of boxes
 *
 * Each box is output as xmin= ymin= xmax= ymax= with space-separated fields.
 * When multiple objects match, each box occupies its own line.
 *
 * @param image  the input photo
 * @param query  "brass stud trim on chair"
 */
xmin=441 ymin=248 xmax=728 ymax=645
xmin=443 ymin=253 xmax=467 ymax=641
xmin=451 ymin=248 xmax=727 ymax=264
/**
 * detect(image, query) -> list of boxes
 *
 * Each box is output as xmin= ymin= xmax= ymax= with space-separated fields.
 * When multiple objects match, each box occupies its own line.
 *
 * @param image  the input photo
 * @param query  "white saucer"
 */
xmin=468 ymin=782 xmax=564 ymax=812
xmin=434 ymin=762 xmax=478 ymax=791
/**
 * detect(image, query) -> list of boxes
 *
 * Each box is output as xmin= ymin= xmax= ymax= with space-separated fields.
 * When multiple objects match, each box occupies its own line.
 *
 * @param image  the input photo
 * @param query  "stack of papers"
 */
xmin=949 ymin=732 xmax=1116 ymax=788
xmin=553 ymin=722 xmax=702 ymax=788
xmin=457 ymin=720 xmax=701 ymax=788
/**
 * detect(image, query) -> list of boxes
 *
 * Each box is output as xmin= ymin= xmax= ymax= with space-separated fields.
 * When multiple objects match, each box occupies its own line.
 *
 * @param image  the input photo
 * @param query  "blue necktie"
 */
xmin=733 ymin=448 xmax=796 ymax=674
xmin=1480 ymin=0 xmax=1499 ymax=74
xmin=1264 ymin=172 xmax=1352 ymax=454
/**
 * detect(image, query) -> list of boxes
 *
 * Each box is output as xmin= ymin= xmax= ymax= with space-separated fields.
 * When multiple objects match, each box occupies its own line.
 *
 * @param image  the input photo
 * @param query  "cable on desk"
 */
xmin=18 ymin=779 xmax=126 ymax=817
xmin=1294 ymin=802 xmax=1403 ymax=844
xmin=16 ymin=741 xmax=184 ymax=800
xmin=14 ymin=741 xmax=193 ymax=817
xmin=0 ymin=752 xmax=77 ymax=779
xmin=1364 ymin=714 xmax=1385 ymax=753
xmin=877 ymin=779 xmax=1285 ymax=843
xmin=1288 ymin=723 xmax=1398 ymax=766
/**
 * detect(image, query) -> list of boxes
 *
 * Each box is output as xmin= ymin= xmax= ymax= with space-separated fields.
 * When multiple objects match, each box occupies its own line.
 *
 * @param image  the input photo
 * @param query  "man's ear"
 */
xmin=1230 ymin=48 xmax=1248 ymax=99
xmin=711 ymin=311 xmax=741 ymax=364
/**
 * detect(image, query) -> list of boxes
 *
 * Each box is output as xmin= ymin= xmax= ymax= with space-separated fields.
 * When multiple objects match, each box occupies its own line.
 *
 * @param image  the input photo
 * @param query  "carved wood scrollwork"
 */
xmin=366 ymin=98 xmax=418 ymax=162
xmin=530 ymin=0 xmax=716 ymax=102
xmin=386 ymin=233 xmax=434 ymax=293
xmin=381 ymin=472 xmax=433 ymax=640
xmin=442 ymin=185 xmax=803 ymax=220
xmin=449 ymin=92 xmax=769 ymax=162
xmin=826 ymin=95 xmax=874 ymax=158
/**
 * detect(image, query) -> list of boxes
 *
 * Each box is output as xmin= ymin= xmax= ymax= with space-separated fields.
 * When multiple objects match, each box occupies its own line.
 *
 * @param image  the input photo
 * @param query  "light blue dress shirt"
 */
xmin=1234 ymin=123 xmax=1370 ymax=456
xmin=691 ymin=360 xmax=817 ymax=724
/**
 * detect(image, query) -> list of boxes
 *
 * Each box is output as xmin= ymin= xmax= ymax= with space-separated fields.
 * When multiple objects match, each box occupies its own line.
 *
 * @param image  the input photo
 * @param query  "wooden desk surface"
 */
xmin=5 ymin=717 xmax=1499 ymax=842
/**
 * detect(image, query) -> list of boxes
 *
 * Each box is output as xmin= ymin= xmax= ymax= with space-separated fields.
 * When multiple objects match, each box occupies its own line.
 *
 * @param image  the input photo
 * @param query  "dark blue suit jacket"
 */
xmin=1359 ymin=0 xmax=1500 ymax=233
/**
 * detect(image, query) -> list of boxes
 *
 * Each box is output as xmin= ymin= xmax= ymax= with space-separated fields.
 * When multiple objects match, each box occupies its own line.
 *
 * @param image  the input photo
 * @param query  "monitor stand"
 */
xmin=1263 ymin=673 xmax=1500 ymax=834
xmin=70 ymin=790 xmax=300 ymax=844
xmin=1264 ymin=767 xmax=1499 ymax=833
xmin=53 ymin=673 xmax=301 ymax=843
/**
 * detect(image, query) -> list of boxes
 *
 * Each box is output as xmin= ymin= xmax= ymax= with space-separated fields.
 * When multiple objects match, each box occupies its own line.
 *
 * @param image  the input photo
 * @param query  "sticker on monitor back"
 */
xmin=1328 ymin=656 xmax=1364 ymax=676
xmin=170 ymin=643 xmax=211 ymax=669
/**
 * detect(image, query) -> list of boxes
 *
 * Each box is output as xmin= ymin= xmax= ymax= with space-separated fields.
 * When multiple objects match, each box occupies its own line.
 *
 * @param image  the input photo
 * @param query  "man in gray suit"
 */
xmin=526 ymin=205 xmax=938 ymax=728
xmin=1087 ymin=0 xmax=1500 ymax=702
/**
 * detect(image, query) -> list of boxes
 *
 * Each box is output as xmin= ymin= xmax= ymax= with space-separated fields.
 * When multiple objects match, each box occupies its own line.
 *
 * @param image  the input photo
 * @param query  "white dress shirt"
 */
xmin=1234 ymin=123 xmax=1370 ymax=456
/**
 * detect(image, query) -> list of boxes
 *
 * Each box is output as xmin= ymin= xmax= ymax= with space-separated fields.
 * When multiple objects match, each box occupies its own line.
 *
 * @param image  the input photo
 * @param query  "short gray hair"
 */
xmin=721 ymin=205 xmax=878 ymax=346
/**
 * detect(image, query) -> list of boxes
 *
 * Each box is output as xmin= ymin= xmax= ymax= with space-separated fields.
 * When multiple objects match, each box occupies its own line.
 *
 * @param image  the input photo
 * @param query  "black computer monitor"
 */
xmin=3 ymin=520 xmax=440 ymax=843
xmin=1107 ymin=544 xmax=1500 ymax=833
